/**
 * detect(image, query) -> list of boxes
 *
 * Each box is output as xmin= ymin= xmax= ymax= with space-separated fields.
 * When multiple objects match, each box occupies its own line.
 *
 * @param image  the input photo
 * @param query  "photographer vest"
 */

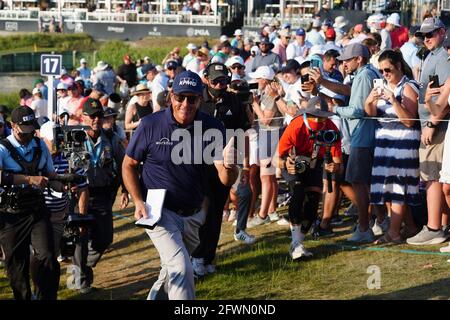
xmin=0 ymin=137 xmax=44 ymax=214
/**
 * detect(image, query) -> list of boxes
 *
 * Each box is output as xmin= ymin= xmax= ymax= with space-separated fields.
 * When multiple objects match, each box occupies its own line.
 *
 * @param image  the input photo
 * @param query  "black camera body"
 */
xmin=60 ymin=213 xmax=96 ymax=257
xmin=53 ymin=125 xmax=91 ymax=172
xmin=294 ymin=156 xmax=311 ymax=174
xmin=230 ymin=80 xmax=254 ymax=105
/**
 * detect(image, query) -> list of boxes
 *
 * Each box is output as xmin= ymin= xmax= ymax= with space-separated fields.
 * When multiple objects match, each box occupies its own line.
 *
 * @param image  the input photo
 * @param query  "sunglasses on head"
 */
xmin=173 ymin=94 xmax=200 ymax=104
xmin=211 ymin=78 xmax=229 ymax=85
xmin=378 ymin=68 xmax=392 ymax=74
xmin=231 ymin=65 xmax=245 ymax=70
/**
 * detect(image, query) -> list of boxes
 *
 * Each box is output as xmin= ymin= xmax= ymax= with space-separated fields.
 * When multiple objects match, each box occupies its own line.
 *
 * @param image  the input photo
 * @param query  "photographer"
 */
xmin=0 ymin=106 xmax=60 ymax=300
xmin=38 ymin=120 xmax=89 ymax=264
xmin=73 ymin=98 xmax=129 ymax=294
xmin=277 ymin=97 xmax=342 ymax=260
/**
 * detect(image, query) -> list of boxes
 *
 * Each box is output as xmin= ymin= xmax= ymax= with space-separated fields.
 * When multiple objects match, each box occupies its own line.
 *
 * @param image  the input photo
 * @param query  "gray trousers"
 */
xmin=146 ymin=208 xmax=206 ymax=300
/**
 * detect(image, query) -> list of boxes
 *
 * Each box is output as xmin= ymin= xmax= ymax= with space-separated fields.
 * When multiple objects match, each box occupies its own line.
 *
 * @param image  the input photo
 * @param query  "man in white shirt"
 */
xmin=286 ymin=28 xmax=312 ymax=60
xmin=30 ymin=87 xmax=48 ymax=118
xmin=182 ymin=43 xmax=198 ymax=68
xmin=306 ymin=19 xmax=325 ymax=46
xmin=400 ymin=28 xmax=423 ymax=70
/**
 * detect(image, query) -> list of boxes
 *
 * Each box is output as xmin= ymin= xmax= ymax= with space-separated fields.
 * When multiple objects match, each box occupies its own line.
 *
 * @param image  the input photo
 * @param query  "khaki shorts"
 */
xmin=419 ymin=126 xmax=446 ymax=182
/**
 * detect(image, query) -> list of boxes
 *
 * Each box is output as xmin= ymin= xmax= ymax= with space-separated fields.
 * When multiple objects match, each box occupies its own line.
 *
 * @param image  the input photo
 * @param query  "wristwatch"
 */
xmin=425 ymin=121 xmax=438 ymax=128
xmin=274 ymin=95 xmax=282 ymax=102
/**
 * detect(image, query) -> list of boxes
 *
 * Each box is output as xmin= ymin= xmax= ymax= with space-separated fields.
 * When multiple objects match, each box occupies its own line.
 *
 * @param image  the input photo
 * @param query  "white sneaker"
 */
xmin=227 ymin=209 xmax=237 ymax=222
xmin=192 ymin=258 xmax=206 ymax=277
xmin=289 ymin=241 xmax=313 ymax=261
xmin=247 ymin=215 xmax=270 ymax=228
xmin=234 ymin=230 xmax=256 ymax=244
xmin=372 ymin=217 xmax=390 ymax=236
xmin=205 ymin=264 xmax=216 ymax=274
xmin=439 ymin=243 xmax=450 ymax=253
xmin=347 ymin=225 xmax=375 ymax=243
xmin=406 ymin=225 xmax=447 ymax=245
xmin=277 ymin=217 xmax=290 ymax=226
xmin=268 ymin=212 xmax=280 ymax=222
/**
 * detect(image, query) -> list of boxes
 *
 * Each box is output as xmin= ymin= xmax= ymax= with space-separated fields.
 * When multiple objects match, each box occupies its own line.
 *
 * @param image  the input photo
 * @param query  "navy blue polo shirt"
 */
xmin=126 ymin=107 xmax=226 ymax=211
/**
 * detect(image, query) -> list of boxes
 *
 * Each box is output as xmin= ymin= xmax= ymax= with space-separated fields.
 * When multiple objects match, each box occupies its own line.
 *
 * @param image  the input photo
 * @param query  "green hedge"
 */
xmin=0 ymin=33 xmax=96 ymax=53
xmin=0 ymin=93 xmax=19 ymax=112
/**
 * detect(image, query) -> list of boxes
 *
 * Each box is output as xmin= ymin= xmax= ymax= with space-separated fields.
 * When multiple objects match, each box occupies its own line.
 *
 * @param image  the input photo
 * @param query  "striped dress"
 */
xmin=370 ymin=76 xmax=421 ymax=206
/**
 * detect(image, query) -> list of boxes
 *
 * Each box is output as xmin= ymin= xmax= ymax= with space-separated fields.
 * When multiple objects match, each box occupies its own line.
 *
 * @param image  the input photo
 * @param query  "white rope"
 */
xmin=252 ymin=116 xmax=450 ymax=123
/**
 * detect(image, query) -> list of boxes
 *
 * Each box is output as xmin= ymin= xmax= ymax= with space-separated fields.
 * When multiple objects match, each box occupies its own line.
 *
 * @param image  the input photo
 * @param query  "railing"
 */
xmin=244 ymin=14 xmax=313 ymax=29
xmin=0 ymin=9 xmax=223 ymax=26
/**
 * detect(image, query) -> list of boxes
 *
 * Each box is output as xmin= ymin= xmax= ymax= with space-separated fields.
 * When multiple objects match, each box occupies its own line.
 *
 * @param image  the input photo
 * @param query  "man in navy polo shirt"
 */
xmin=122 ymin=70 xmax=239 ymax=300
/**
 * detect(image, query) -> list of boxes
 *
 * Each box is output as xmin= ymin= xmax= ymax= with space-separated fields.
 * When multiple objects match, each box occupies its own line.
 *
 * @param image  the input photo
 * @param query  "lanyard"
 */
xmin=85 ymin=138 xmax=103 ymax=167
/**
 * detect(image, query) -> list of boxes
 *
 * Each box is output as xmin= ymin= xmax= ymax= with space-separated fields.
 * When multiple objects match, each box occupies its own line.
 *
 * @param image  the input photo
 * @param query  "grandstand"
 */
xmin=0 ymin=0 xmax=448 ymax=40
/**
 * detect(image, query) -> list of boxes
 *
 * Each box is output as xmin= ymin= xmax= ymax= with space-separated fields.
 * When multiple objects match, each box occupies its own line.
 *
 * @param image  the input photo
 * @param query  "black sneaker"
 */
xmin=312 ymin=225 xmax=335 ymax=239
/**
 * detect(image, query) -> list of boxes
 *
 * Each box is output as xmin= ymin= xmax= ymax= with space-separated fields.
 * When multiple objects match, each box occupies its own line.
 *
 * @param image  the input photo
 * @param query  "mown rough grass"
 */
xmin=0 ymin=93 xmax=19 ymax=111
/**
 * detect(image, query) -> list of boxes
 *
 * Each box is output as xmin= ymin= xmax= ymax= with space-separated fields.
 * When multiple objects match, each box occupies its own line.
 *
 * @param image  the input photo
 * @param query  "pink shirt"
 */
xmin=272 ymin=43 xmax=287 ymax=64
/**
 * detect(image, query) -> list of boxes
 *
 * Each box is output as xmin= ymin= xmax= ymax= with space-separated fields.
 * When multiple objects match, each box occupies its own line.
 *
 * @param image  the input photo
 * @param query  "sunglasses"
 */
xmin=173 ymin=94 xmax=200 ymax=104
xmin=378 ymin=68 xmax=392 ymax=74
xmin=423 ymin=30 xmax=438 ymax=39
xmin=211 ymin=78 xmax=229 ymax=86
xmin=167 ymin=67 xmax=177 ymax=71
xmin=231 ymin=65 xmax=245 ymax=70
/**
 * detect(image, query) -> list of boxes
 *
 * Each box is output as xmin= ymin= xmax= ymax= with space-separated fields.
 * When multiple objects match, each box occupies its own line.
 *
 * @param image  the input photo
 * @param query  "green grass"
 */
xmin=1 ymin=203 xmax=449 ymax=300
xmin=0 ymin=93 xmax=19 ymax=111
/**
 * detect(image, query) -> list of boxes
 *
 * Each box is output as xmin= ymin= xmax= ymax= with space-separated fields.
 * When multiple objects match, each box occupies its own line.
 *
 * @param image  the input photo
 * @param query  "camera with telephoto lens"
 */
xmin=53 ymin=125 xmax=91 ymax=172
xmin=315 ymin=130 xmax=339 ymax=145
xmin=60 ymin=213 xmax=96 ymax=257
xmin=294 ymin=155 xmax=311 ymax=174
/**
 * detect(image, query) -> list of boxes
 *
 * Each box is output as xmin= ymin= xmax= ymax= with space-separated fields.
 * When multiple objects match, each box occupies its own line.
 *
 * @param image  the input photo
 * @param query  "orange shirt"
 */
xmin=278 ymin=115 xmax=342 ymax=159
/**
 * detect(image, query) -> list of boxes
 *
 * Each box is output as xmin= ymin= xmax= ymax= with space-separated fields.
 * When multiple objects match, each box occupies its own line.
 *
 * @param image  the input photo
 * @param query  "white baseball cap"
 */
xmin=386 ymin=13 xmax=401 ymax=27
xmin=234 ymin=29 xmax=243 ymax=36
xmin=309 ymin=45 xmax=325 ymax=56
xmin=186 ymin=43 xmax=197 ymax=50
xmin=32 ymin=87 xmax=41 ymax=95
xmin=57 ymin=82 xmax=68 ymax=90
xmin=248 ymin=66 xmax=275 ymax=80
xmin=220 ymin=35 xmax=229 ymax=43
xmin=250 ymin=45 xmax=260 ymax=55
xmin=225 ymin=55 xmax=245 ymax=67
xmin=80 ymin=58 xmax=87 ymax=64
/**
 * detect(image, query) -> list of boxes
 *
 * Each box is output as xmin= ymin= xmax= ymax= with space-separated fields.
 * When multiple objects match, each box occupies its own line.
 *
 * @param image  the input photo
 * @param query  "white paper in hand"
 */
xmin=135 ymin=189 xmax=167 ymax=229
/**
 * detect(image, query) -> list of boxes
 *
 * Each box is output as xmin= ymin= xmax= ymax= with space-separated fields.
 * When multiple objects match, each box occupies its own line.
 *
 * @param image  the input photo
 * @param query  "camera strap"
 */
xmin=303 ymin=114 xmax=320 ymax=169
xmin=0 ymin=137 xmax=42 ymax=175
xmin=84 ymin=138 xmax=103 ymax=167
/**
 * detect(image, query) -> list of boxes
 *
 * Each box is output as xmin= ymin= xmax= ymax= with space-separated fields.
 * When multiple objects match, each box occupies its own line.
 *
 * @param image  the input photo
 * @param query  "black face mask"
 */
xmin=18 ymin=131 xmax=35 ymax=144
xmin=208 ymin=87 xmax=226 ymax=98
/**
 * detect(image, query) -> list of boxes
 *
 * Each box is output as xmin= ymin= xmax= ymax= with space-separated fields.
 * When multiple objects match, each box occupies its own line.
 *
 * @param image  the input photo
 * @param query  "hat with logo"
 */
xmin=11 ymin=106 xmax=40 ymax=133
xmin=415 ymin=17 xmax=446 ymax=37
xmin=173 ymin=70 xmax=204 ymax=96
xmin=337 ymin=43 xmax=370 ymax=60
xmin=225 ymin=55 xmax=245 ymax=68
xmin=248 ymin=66 xmax=275 ymax=80
xmin=281 ymin=59 xmax=301 ymax=73
xmin=165 ymin=60 xmax=179 ymax=70
xmin=259 ymin=37 xmax=275 ymax=49
xmin=205 ymin=63 xmax=230 ymax=81
xmin=296 ymin=28 xmax=306 ymax=36
xmin=297 ymin=96 xmax=334 ymax=118
xmin=130 ymin=84 xmax=151 ymax=96
xmin=82 ymin=98 xmax=104 ymax=116
xmin=32 ymin=87 xmax=41 ymax=95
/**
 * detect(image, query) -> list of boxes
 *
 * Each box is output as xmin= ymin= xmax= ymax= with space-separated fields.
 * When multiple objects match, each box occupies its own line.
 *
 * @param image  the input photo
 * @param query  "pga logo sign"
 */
xmin=186 ymin=27 xmax=210 ymax=37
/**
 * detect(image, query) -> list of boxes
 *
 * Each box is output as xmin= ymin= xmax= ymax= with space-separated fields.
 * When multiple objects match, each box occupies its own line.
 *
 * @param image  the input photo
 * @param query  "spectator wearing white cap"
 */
xmin=286 ymin=28 xmax=312 ymax=61
xmin=388 ymin=13 xmax=409 ymax=49
xmin=307 ymin=19 xmax=325 ymax=46
xmin=226 ymin=55 xmax=246 ymax=78
xmin=77 ymin=58 xmax=91 ymax=83
xmin=247 ymin=66 xmax=283 ymax=228
xmin=231 ymin=29 xmax=244 ymax=49
xmin=219 ymin=35 xmax=229 ymax=43
xmin=244 ymin=45 xmax=260 ymax=77
xmin=30 ymin=87 xmax=48 ymax=119
xmin=56 ymin=82 xmax=70 ymax=116
xmin=333 ymin=16 xmax=348 ymax=43
xmin=272 ymin=29 xmax=291 ymax=65
xmin=182 ymin=43 xmax=198 ymax=68
xmin=380 ymin=14 xmax=396 ymax=50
